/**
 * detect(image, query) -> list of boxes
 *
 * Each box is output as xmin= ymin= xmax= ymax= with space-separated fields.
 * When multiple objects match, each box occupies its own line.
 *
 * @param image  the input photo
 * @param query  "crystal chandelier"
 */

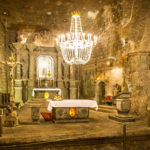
xmin=56 ymin=12 xmax=98 ymax=65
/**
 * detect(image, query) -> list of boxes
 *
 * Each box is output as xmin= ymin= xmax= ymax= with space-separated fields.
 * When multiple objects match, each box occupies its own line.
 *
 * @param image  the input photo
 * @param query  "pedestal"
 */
xmin=14 ymin=80 xmax=23 ymax=107
xmin=14 ymin=87 xmax=23 ymax=107
xmin=116 ymin=98 xmax=131 ymax=115
xmin=31 ymin=104 xmax=41 ymax=124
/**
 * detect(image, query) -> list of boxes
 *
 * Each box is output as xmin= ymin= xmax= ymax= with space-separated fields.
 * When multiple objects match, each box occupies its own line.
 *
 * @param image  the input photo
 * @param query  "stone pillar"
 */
xmin=63 ymin=64 xmax=69 ymax=99
xmin=11 ymin=43 xmax=24 ymax=106
xmin=128 ymin=52 xmax=150 ymax=116
xmin=22 ymin=79 xmax=28 ymax=103
xmin=11 ymin=43 xmax=24 ymax=79
xmin=77 ymin=66 xmax=80 ymax=99
xmin=53 ymin=57 xmax=57 ymax=88
xmin=95 ymin=80 xmax=105 ymax=105
xmin=16 ymin=49 xmax=21 ymax=79
xmin=70 ymin=65 xmax=77 ymax=99
xmin=0 ymin=23 xmax=7 ymax=93
xmin=95 ymin=81 xmax=101 ymax=104
xmin=16 ymin=47 xmax=22 ymax=106
xmin=27 ymin=44 xmax=36 ymax=101
xmin=31 ymin=104 xmax=41 ymax=124
xmin=57 ymin=53 xmax=65 ymax=98
xmin=64 ymin=80 xmax=69 ymax=99
xmin=58 ymin=54 xmax=62 ymax=80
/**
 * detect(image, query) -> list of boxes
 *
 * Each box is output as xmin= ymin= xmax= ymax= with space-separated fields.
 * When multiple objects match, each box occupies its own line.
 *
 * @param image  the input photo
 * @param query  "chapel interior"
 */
xmin=0 ymin=0 xmax=150 ymax=149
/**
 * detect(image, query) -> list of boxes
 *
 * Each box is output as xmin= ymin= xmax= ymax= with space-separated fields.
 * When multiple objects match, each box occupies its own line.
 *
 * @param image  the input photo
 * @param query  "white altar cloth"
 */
xmin=47 ymin=99 xmax=98 ymax=111
xmin=32 ymin=88 xmax=61 ymax=97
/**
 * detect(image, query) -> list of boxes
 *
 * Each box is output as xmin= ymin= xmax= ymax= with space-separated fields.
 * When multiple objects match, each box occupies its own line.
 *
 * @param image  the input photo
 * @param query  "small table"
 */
xmin=47 ymin=100 xmax=98 ymax=123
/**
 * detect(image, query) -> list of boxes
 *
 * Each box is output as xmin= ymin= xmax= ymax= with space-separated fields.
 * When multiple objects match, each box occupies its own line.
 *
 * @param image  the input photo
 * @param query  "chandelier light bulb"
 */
xmin=56 ymin=12 xmax=98 ymax=65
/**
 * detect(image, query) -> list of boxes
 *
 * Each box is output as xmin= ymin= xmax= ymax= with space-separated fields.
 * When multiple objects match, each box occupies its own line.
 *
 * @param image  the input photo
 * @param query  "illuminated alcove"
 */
xmin=37 ymin=55 xmax=54 ymax=79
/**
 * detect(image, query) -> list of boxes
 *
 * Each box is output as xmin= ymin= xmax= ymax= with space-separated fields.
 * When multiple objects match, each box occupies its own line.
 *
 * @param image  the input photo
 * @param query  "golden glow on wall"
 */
xmin=96 ymin=76 xmax=104 ymax=81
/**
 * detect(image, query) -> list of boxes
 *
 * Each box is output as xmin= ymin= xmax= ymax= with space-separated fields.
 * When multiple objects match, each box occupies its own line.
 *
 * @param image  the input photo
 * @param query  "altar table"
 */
xmin=47 ymin=100 xmax=98 ymax=123
xmin=32 ymin=88 xmax=61 ymax=97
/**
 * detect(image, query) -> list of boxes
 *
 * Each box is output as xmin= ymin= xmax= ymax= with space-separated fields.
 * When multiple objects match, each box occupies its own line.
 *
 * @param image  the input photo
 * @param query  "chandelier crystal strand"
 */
xmin=56 ymin=12 xmax=98 ymax=65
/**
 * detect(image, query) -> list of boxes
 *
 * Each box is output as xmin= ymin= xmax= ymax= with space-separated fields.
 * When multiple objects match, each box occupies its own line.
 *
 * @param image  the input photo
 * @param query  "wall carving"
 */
xmin=17 ymin=30 xmax=55 ymax=47
xmin=33 ymin=30 xmax=55 ymax=47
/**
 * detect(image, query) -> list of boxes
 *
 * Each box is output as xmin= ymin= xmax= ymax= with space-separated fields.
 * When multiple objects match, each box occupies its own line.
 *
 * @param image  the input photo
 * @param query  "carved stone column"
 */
xmin=11 ymin=43 xmax=23 ymax=106
xmin=63 ymin=64 xmax=69 ymax=99
xmin=58 ymin=54 xmax=62 ymax=80
xmin=26 ymin=44 xmax=36 ymax=101
xmin=95 ymin=81 xmax=100 ymax=104
xmin=16 ymin=50 xmax=21 ymax=79
xmin=57 ymin=53 xmax=65 ymax=97
xmin=94 ymin=81 xmax=104 ymax=105
xmin=70 ymin=65 xmax=77 ymax=99
xmin=53 ymin=57 xmax=57 ymax=88
xmin=11 ymin=43 xmax=23 ymax=79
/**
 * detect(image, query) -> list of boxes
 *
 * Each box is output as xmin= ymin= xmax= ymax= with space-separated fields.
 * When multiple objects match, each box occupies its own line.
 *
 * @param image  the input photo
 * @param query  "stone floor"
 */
xmin=0 ymin=99 xmax=150 ymax=150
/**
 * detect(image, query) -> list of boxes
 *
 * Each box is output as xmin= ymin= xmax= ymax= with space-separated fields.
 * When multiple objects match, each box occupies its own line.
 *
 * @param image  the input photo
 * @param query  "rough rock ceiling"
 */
xmin=0 ymin=0 xmax=110 ymax=32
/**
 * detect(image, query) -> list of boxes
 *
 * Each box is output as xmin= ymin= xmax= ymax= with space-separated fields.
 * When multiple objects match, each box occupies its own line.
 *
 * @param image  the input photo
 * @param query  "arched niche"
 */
xmin=37 ymin=55 xmax=54 ymax=79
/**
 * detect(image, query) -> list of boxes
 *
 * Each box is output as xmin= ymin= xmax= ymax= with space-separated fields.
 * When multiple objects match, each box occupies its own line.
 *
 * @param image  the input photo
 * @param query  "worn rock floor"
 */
xmin=0 ymin=99 xmax=150 ymax=150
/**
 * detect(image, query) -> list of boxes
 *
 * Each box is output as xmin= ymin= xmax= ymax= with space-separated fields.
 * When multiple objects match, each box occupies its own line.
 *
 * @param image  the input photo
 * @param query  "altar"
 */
xmin=47 ymin=100 xmax=98 ymax=123
xmin=32 ymin=88 xmax=61 ymax=98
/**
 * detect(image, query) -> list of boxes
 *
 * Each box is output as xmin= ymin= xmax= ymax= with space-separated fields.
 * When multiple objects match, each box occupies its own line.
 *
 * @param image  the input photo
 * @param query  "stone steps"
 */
xmin=98 ymin=104 xmax=116 ymax=109
xmin=98 ymin=105 xmax=117 ymax=113
xmin=91 ymin=105 xmax=117 ymax=113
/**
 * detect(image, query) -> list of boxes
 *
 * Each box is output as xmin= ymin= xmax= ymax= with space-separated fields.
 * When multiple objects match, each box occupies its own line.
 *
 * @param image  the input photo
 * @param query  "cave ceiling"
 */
xmin=0 ymin=0 xmax=114 ymax=32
